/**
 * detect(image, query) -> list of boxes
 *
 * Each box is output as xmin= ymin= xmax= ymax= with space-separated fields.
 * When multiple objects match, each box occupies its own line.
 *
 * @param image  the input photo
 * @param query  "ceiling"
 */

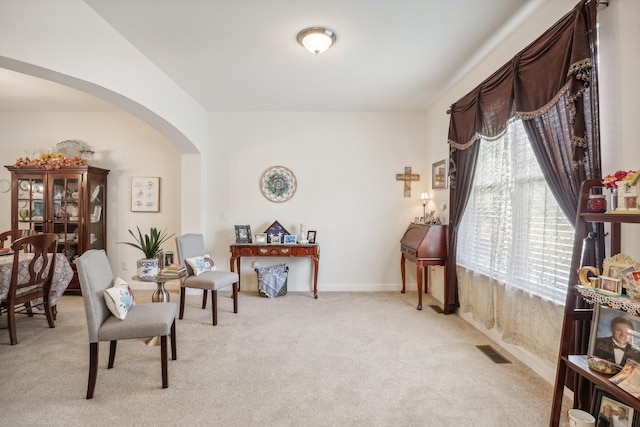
xmin=1 ymin=0 xmax=544 ymax=113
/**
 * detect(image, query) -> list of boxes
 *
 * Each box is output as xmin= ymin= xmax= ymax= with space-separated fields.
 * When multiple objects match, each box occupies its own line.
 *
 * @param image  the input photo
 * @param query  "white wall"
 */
xmin=208 ymin=111 xmax=429 ymax=292
xmin=0 ymin=111 xmax=182 ymax=287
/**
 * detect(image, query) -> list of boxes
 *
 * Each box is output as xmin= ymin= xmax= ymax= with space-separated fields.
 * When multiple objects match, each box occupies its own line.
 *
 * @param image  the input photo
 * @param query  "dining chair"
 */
xmin=175 ymin=233 xmax=239 ymax=325
xmin=0 ymin=233 xmax=58 ymax=345
xmin=75 ymin=249 xmax=178 ymax=399
xmin=0 ymin=229 xmax=37 ymax=249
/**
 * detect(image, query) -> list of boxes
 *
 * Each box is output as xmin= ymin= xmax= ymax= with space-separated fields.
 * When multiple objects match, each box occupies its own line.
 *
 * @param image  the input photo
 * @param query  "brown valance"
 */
xmin=447 ymin=0 xmax=595 ymax=155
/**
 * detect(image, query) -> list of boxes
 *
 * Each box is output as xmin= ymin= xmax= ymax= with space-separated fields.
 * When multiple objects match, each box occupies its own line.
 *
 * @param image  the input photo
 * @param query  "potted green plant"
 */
xmin=120 ymin=227 xmax=174 ymax=279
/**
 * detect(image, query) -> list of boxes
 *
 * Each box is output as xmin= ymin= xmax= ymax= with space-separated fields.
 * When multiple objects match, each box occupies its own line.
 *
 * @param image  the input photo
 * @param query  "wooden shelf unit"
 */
xmin=549 ymin=179 xmax=640 ymax=426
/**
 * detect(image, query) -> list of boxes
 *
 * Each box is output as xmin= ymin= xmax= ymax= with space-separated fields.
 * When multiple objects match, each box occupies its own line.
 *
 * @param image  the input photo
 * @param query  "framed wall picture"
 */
xmin=591 ymin=386 xmax=639 ymax=426
xmin=131 ymin=176 xmax=160 ymax=212
xmin=307 ymin=230 xmax=316 ymax=244
xmin=234 ymin=225 xmax=252 ymax=243
xmin=432 ymin=159 xmax=447 ymax=189
xmin=588 ymin=305 xmax=640 ymax=367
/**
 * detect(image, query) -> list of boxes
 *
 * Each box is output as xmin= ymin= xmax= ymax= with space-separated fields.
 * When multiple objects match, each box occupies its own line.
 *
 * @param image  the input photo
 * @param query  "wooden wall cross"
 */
xmin=396 ymin=166 xmax=420 ymax=197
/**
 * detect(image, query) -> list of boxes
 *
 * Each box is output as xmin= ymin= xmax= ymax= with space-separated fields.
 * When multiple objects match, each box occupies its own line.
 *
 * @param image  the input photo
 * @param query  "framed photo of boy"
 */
xmin=432 ymin=159 xmax=447 ymax=189
xmin=588 ymin=305 xmax=640 ymax=367
xmin=591 ymin=386 xmax=638 ymax=427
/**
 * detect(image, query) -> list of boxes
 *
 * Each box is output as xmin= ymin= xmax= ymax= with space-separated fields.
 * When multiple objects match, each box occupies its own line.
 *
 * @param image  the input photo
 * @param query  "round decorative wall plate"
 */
xmin=260 ymin=166 xmax=297 ymax=203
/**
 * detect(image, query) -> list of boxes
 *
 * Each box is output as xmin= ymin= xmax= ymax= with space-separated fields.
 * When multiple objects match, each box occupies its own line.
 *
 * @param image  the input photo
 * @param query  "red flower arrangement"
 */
xmin=602 ymin=170 xmax=638 ymax=189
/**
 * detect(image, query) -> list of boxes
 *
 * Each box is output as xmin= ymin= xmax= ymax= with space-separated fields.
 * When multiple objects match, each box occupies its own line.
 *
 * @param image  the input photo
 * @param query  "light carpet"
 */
xmin=0 ymin=289 xmax=571 ymax=426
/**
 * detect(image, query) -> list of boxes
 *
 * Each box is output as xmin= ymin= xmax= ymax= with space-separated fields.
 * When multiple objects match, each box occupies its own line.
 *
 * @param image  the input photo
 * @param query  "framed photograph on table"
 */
xmin=234 ymin=225 xmax=252 ymax=243
xmin=254 ymin=233 xmax=267 ymax=244
xmin=591 ymin=386 xmax=638 ymax=426
xmin=131 ymin=176 xmax=160 ymax=212
xmin=432 ymin=159 xmax=447 ymax=189
xmin=284 ymin=234 xmax=297 ymax=244
xmin=307 ymin=230 xmax=316 ymax=244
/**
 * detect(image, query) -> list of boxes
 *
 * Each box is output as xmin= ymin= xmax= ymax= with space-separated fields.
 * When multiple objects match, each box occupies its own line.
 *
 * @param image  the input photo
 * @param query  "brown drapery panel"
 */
xmin=445 ymin=0 xmax=601 ymax=402
xmin=444 ymin=0 xmax=600 ymax=329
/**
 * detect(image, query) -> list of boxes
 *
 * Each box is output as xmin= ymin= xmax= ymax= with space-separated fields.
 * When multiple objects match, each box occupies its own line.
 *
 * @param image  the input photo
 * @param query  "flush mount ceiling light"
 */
xmin=296 ymin=27 xmax=337 ymax=55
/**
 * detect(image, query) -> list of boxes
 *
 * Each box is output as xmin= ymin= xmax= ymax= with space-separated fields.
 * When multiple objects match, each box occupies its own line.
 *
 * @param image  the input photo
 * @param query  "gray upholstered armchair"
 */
xmin=75 ymin=249 xmax=177 ymax=399
xmin=175 ymin=233 xmax=239 ymax=325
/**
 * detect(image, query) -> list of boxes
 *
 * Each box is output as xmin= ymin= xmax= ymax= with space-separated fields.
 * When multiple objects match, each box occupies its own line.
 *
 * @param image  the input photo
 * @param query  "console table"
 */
xmin=229 ymin=244 xmax=320 ymax=298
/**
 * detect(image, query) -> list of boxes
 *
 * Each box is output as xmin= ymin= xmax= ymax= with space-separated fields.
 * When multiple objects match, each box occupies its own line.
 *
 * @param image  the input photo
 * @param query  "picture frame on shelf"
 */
xmin=271 ymin=235 xmax=281 ymax=244
xmin=283 ymin=234 xmax=297 ymax=244
xmin=620 ymin=266 xmax=639 ymax=290
xmin=254 ymin=233 xmax=267 ymax=244
xmin=131 ymin=176 xmax=160 ymax=212
xmin=234 ymin=225 xmax=252 ymax=243
xmin=603 ymin=253 xmax=640 ymax=282
xmin=598 ymin=276 xmax=623 ymax=296
xmin=590 ymin=386 xmax=639 ymax=427
xmin=432 ymin=159 xmax=447 ymax=189
xmin=588 ymin=305 xmax=640 ymax=367
xmin=307 ymin=230 xmax=316 ymax=244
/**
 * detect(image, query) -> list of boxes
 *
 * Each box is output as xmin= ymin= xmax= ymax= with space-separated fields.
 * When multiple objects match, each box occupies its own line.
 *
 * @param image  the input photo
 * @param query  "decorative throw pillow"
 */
xmin=104 ymin=277 xmax=135 ymax=320
xmin=185 ymin=254 xmax=217 ymax=276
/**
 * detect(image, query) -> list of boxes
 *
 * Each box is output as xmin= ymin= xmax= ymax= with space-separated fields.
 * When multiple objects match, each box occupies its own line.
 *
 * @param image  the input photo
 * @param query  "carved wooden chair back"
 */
xmin=0 ymin=229 xmax=37 ymax=250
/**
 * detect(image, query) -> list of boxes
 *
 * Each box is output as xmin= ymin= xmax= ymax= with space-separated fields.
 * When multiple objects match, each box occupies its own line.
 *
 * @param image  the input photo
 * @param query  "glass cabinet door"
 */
xmin=88 ymin=178 xmax=105 ymax=250
xmin=17 ymin=177 xmax=44 ymax=235
xmin=51 ymin=177 xmax=80 ymax=263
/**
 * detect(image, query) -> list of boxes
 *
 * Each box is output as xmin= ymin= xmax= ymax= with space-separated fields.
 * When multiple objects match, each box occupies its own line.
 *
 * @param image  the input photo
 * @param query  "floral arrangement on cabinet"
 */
xmin=13 ymin=152 xmax=87 ymax=169
xmin=602 ymin=169 xmax=640 ymax=212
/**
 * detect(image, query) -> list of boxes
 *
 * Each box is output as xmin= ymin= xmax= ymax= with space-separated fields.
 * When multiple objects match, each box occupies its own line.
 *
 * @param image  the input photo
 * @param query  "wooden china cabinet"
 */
xmin=5 ymin=165 xmax=109 ymax=294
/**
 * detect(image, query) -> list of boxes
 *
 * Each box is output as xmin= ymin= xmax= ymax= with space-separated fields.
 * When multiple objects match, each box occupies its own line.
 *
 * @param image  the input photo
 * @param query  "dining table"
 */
xmin=0 ymin=251 xmax=74 ymax=313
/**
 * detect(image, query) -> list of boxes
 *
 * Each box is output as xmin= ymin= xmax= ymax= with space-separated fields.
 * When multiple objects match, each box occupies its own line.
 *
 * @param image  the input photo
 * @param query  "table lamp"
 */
xmin=420 ymin=192 xmax=429 ymax=222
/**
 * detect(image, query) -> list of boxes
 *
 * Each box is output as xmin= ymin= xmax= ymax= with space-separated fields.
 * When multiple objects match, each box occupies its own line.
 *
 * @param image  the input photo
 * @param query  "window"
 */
xmin=456 ymin=119 xmax=574 ymax=305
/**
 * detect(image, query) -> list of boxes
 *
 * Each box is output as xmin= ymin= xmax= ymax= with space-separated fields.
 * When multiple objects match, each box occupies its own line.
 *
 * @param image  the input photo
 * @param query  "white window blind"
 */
xmin=457 ymin=119 xmax=574 ymax=305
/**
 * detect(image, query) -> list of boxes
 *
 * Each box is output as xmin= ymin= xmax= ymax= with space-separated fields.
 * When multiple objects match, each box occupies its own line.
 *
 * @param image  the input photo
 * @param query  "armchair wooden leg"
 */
xmin=202 ymin=290 xmax=208 ymax=309
xmin=87 ymin=342 xmax=99 ymax=399
xmin=108 ymin=340 xmax=117 ymax=369
xmin=170 ymin=319 xmax=177 ymax=361
xmin=161 ymin=335 xmax=168 ymax=388
xmin=212 ymin=290 xmax=217 ymax=325
xmin=179 ymin=287 xmax=186 ymax=319
xmin=233 ymin=283 xmax=238 ymax=314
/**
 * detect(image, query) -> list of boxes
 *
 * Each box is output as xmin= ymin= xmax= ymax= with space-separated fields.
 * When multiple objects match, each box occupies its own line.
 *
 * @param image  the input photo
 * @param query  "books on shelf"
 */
xmin=161 ymin=263 xmax=187 ymax=278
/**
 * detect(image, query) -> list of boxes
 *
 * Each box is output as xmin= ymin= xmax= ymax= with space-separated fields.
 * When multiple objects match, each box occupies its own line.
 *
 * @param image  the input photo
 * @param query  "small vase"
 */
xmin=137 ymin=258 xmax=159 ymax=279
xmin=610 ymin=189 xmax=618 ymax=211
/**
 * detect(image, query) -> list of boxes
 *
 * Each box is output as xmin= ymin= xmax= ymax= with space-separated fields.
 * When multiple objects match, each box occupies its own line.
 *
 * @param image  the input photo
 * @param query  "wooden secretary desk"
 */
xmin=5 ymin=165 xmax=109 ymax=293
xmin=400 ymin=223 xmax=448 ymax=311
